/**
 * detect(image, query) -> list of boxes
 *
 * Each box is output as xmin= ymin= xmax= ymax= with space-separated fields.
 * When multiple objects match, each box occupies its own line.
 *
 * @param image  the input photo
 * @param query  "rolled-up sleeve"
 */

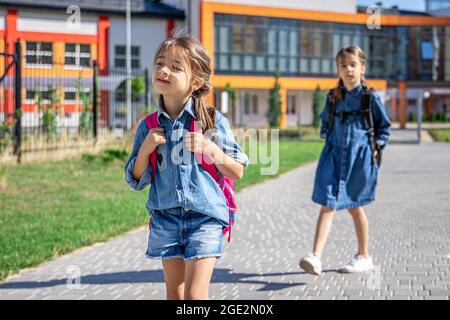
xmin=371 ymin=93 xmax=391 ymax=146
xmin=212 ymin=112 xmax=249 ymax=168
xmin=124 ymin=120 xmax=153 ymax=191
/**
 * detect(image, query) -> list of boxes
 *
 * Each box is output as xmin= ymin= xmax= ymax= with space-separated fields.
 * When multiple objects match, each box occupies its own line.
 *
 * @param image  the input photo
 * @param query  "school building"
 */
xmin=0 ymin=0 xmax=184 ymax=128
xmin=167 ymin=0 xmax=450 ymax=128
xmin=1 ymin=0 xmax=450 ymax=130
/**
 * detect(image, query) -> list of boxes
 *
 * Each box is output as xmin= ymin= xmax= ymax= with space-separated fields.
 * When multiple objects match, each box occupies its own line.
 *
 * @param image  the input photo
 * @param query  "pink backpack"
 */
xmin=145 ymin=112 xmax=237 ymax=242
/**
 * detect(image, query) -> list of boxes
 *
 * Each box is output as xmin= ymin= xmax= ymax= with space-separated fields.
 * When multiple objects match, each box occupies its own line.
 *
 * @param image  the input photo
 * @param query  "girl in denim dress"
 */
xmin=125 ymin=33 xmax=248 ymax=299
xmin=299 ymin=46 xmax=391 ymax=276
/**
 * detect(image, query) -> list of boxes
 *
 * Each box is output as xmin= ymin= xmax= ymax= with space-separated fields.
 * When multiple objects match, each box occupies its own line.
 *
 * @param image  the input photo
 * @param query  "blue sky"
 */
xmin=357 ymin=0 xmax=426 ymax=11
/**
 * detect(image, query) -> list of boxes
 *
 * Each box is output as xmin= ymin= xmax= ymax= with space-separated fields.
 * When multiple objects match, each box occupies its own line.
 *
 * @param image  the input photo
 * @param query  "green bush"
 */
xmin=279 ymin=128 xmax=301 ymax=139
xmin=0 ymin=122 xmax=12 ymax=153
xmin=429 ymin=112 xmax=436 ymax=122
xmin=77 ymin=78 xmax=93 ymax=136
xmin=82 ymin=148 xmax=128 ymax=165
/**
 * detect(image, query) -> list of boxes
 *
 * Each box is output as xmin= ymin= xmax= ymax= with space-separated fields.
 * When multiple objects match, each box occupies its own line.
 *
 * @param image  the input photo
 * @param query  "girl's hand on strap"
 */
xmin=186 ymin=131 xmax=244 ymax=180
xmin=142 ymin=127 xmax=166 ymax=154
xmin=185 ymin=132 xmax=215 ymax=156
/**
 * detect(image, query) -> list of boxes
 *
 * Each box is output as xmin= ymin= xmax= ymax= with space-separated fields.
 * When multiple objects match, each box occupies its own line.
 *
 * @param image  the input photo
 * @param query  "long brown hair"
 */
xmin=331 ymin=45 xmax=370 ymax=103
xmin=153 ymin=31 xmax=215 ymax=132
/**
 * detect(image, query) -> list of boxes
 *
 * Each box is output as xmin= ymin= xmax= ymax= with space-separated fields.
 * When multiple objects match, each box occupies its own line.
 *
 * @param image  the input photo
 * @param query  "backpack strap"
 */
xmin=189 ymin=115 xmax=237 ymax=242
xmin=360 ymin=88 xmax=379 ymax=166
xmin=327 ymin=89 xmax=337 ymax=135
xmin=145 ymin=112 xmax=159 ymax=183
xmin=189 ymin=116 xmax=230 ymax=191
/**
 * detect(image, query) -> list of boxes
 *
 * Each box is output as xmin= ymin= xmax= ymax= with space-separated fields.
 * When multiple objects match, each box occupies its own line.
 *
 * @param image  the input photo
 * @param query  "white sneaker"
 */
xmin=299 ymin=253 xmax=322 ymax=276
xmin=341 ymin=254 xmax=374 ymax=273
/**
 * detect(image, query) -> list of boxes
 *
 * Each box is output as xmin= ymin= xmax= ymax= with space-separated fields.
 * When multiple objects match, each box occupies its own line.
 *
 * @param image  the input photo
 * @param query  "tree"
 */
xmin=267 ymin=72 xmax=282 ymax=128
xmin=37 ymin=88 xmax=58 ymax=140
xmin=77 ymin=78 xmax=93 ymax=136
xmin=312 ymin=85 xmax=325 ymax=128
xmin=225 ymin=83 xmax=237 ymax=125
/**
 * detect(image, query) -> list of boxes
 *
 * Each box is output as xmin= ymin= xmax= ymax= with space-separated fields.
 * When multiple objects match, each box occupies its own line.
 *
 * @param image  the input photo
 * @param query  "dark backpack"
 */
xmin=326 ymin=87 xmax=382 ymax=168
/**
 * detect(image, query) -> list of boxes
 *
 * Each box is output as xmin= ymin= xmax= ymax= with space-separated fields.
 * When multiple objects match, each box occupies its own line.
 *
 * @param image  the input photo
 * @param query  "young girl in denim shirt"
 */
xmin=125 ymin=33 xmax=248 ymax=299
xmin=299 ymin=45 xmax=391 ymax=275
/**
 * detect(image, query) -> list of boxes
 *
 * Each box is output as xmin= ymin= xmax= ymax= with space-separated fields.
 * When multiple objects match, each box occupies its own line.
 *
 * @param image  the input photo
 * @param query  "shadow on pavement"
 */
xmin=0 ymin=268 xmax=328 ymax=291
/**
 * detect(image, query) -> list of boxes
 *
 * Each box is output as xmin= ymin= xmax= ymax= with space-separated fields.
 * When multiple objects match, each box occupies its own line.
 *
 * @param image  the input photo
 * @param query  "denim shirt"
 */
xmin=312 ymin=84 xmax=391 ymax=210
xmin=124 ymin=97 xmax=249 ymax=226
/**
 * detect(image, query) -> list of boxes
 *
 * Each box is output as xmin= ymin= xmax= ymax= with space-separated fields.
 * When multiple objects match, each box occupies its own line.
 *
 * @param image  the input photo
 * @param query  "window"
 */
xmin=244 ymin=55 xmax=253 ymax=71
xmin=311 ymin=59 xmax=320 ymax=73
xmin=300 ymin=58 xmax=309 ymax=73
xmin=245 ymin=25 xmax=256 ymax=54
xmin=115 ymin=45 xmax=140 ymax=69
xmin=25 ymin=90 xmax=52 ymax=103
xmin=219 ymin=26 xmax=230 ymax=53
xmin=288 ymin=95 xmax=296 ymax=114
xmin=232 ymin=25 xmax=244 ymax=53
xmin=252 ymin=95 xmax=259 ymax=114
xmin=421 ymin=41 xmax=433 ymax=60
xmin=219 ymin=54 xmax=229 ymax=70
xmin=214 ymin=13 xmax=396 ymax=78
xmin=289 ymin=31 xmax=298 ymax=57
xmin=64 ymin=88 xmax=90 ymax=103
xmin=268 ymin=30 xmax=277 ymax=55
xmin=255 ymin=56 xmax=265 ymax=71
xmin=278 ymin=30 xmax=288 ymax=56
xmin=231 ymin=55 xmax=241 ymax=70
xmin=64 ymin=91 xmax=77 ymax=102
xmin=65 ymin=43 xmax=91 ymax=68
xmin=322 ymin=59 xmax=331 ymax=73
xmin=26 ymin=42 xmax=53 ymax=66
xmin=244 ymin=93 xmax=250 ymax=115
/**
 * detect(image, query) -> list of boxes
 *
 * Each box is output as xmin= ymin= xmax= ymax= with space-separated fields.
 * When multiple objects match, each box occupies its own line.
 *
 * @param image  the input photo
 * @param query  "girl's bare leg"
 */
xmin=312 ymin=206 xmax=336 ymax=257
xmin=162 ymin=258 xmax=185 ymax=300
xmin=348 ymin=206 xmax=370 ymax=258
xmin=184 ymin=257 xmax=217 ymax=300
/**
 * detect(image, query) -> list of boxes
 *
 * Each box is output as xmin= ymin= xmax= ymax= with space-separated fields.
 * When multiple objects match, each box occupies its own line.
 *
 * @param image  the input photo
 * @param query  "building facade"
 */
xmin=0 ymin=0 xmax=184 ymax=128
xmin=169 ymin=0 xmax=450 ymax=128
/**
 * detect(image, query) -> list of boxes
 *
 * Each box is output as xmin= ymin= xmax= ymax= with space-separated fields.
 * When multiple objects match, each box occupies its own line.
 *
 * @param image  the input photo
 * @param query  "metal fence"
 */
xmin=0 ymin=41 xmax=150 ymax=163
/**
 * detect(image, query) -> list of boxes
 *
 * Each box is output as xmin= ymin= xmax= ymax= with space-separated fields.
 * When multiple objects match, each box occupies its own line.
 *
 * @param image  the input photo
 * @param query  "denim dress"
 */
xmin=312 ymin=85 xmax=391 ymax=210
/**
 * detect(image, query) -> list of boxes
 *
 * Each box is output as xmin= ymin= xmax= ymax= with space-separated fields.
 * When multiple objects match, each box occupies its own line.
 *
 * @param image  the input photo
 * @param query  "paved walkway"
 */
xmin=1 ymin=143 xmax=449 ymax=300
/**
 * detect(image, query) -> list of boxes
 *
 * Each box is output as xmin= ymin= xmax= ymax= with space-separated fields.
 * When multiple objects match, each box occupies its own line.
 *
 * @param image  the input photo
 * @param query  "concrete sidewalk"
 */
xmin=1 ymin=143 xmax=449 ymax=300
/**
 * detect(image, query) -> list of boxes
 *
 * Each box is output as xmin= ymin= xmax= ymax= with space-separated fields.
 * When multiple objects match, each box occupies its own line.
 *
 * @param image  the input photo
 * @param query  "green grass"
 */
xmin=235 ymin=140 xmax=323 ymax=191
xmin=428 ymin=129 xmax=450 ymax=142
xmin=0 ymin=141 xmax=323 ymax=280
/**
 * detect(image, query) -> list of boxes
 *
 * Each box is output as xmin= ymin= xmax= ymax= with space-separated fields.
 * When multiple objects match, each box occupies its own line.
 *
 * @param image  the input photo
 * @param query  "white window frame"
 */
xmin=64 ymin=44 xmax=91 ymax=69
xmin=25 ymin=41 xmax=53 ymax=68
xmin=64 ymin=87 xmax=91 ymax=103
xmin=25 ymin=89 xmax=52 ymax=104
xmin=114 ymin=45 xmax=140 ymax=69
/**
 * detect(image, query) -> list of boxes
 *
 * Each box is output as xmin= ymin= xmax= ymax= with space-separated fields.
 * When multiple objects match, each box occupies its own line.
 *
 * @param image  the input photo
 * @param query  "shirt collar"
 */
xmin=157 ymin=96 xmax=196 ymax=121
xmin=340 ymin=84 xmax=363 ymax=97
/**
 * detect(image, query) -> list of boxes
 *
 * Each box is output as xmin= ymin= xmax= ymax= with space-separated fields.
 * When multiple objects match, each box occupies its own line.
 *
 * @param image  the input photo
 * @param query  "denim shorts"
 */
xmin=145 ymin=207 xmax=223 ymax=261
